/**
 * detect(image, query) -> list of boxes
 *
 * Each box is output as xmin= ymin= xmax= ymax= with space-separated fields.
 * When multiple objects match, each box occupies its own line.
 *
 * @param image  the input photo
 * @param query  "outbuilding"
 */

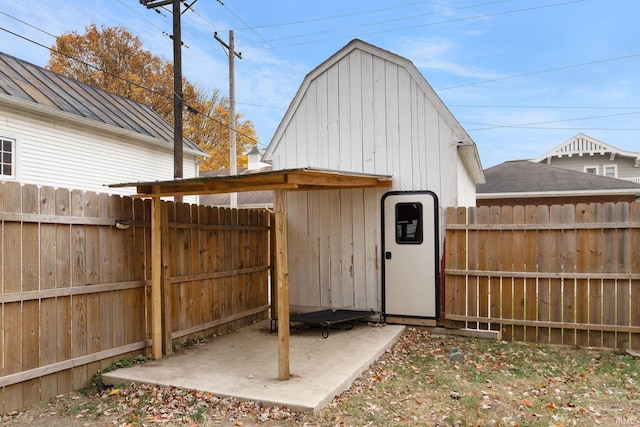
xmin=262 ymin=39 xmax=484 ymax=325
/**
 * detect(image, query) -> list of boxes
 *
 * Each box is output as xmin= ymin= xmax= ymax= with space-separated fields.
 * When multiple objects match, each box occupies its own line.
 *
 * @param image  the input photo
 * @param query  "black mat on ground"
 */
xmin=289 ymin=309 xmax=382 ymax=338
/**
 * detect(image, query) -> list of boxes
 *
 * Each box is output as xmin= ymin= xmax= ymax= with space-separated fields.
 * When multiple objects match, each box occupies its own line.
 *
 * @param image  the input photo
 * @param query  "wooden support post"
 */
xmin=274 ymin=189 xmax=290 ymax=380
xmin=151 ymin=197 xmax=163 ymax=359
xmin=161 ymin=201 xmax=173 ymax=355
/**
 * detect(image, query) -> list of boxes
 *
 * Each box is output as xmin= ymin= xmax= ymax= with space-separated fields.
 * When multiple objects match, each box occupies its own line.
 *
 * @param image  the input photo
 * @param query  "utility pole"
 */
xmin=140 ymin=0 xmax=184 ymax=202
xmin=214 ymin=30 xmax=242 ymax=208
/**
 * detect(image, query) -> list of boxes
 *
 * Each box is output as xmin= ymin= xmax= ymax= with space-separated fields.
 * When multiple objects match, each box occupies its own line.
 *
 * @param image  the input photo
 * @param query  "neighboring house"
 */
xmin=262 ymin=39 xmax=484 ymax=323
xmin=477 ymin=160 xmax=640 ymax=207
xmin=200 ymin=146 xmax=273 ymax=208
xmin=531 ymin=133 xmax=640 ymax=183
xmin=0 ymin=51 xmax=205 ymax=197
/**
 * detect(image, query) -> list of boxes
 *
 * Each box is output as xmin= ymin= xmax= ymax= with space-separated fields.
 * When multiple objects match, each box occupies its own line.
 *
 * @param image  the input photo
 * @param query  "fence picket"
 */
xmin=444 ymin=207 xmax=466 ymax=329
xmin=587 ymin=203 xmax=603 ymax=347
xmin=3 ymin=182 xmax=23 ymax=411
xmin=575 ymin=203 xmax=590 ymax=347
xmin=548 ymin=205 xmax=564 ymax=344
xmin=602 ymin=203 xmax=617 ymax=348
xmin=615 ymin=203 xmax=631 ymax=349
xmin=500 ymin=206 xmax=514 ymax=341
xmin=524 ymin=205 xmax=538 ymax=343
xmin=0 ymin=182 xmax=269 ymax=413
xmin=39 ymin=185 xmax=57 ymax=399
xmin=630 ymin=202 xmax=640 ymax=349
xmin=444 ymin=201 xmax=640 ymax=351
xmin=21 ymin=185 xmax=40 ymax=407
xmin=477 ymin=206 xmax=490 ymax=330
xmin=536 ymin=205 xmax=551 ymax=344
xmin=54 ymin=188 xmax=73 ymax=396
xmin=511 ymin=206 xmax=525 ymax=342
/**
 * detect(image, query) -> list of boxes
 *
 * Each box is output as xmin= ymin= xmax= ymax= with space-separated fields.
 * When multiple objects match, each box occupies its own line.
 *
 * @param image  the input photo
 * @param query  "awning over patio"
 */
xmin=111 ymin=167 xmax=393 ymax=197
xmin=110 ymin=168 xmax=392 ymax=380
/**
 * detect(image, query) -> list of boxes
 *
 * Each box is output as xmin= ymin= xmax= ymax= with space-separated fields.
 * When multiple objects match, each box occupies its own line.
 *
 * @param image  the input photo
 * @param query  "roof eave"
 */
xmin=0 ymin=94 xmax=208 ymax=157
xmin=457 ymin=142 xmax=485 ymax=184
xmin=477 ymin=189 xmax=640 ymax=199
xmin=109 ymin=167 xmax=393 ymax=198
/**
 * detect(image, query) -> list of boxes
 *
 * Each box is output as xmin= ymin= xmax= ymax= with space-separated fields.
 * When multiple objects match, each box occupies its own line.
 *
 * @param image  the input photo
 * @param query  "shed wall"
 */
xmin=272 ymin=50 xmax=464 ymax=201
xmin=270 ymin=48 xmax=469 ymax=309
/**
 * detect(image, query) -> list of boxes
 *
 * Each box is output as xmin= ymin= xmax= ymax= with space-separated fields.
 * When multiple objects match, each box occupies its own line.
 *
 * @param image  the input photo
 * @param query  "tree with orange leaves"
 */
xmin=48 ymin=23 xmax=257 ymax=170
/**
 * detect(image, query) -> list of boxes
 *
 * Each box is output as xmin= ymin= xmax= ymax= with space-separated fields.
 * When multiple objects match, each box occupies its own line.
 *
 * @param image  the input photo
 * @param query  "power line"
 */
xmin=0 ymin=9 xmax=58 ymax=38
xmin=241 ymin=0 xmax=509 ymax=46
xmin=470 ymin=126 xmax=640 ymax=131
xmin=242 ymin=0 xmax=582 ymax=51
xmin=0 ymin=25 xmax=263 ymax=148
xmin=232 ymin=0 xmax=448 ymax=30
xmin=437 ymin=52 xmax=640 ymax=91
xmin=450 ymin=104 xmax=640 ymax=110
xmin=463 ymin=110 xmax=640 ymax=131
xmin=215 ymin=1 xmax=273 ymax=49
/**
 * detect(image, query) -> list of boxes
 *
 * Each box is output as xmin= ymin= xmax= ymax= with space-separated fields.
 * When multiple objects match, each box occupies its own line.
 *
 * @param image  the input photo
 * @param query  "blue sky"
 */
xmin=1 ymin=0 xmax=638 ymax=168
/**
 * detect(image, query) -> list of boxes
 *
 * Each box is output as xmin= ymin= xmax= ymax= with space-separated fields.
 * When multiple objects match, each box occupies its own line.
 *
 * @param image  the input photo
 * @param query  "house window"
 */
xmin=604 ymin=165 xmax=617 ymax=178
xmin=584 ymin=166 xmax=598 ymax=175
xmin=395 ymin=202 xmax=423 ymax=244
xmin=0 ymin=137 xmax=14 ymax=178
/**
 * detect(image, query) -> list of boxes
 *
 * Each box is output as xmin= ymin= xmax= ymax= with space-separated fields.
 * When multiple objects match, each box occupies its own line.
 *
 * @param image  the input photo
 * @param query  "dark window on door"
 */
xmin=395 ymin=202 xmax=423 ymax=244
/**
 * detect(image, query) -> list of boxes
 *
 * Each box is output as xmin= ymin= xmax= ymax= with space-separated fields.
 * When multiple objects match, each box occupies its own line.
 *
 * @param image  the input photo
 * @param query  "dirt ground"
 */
xmin=3 ymin=328 xmax=639 ymax=426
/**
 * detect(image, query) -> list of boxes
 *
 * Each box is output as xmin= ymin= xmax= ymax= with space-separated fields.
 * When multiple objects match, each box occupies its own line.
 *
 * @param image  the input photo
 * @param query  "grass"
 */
xmin=311 ymin=329 xmax=640 ymax=427
xmin=6 ymin=328 xmax=639 ymax=426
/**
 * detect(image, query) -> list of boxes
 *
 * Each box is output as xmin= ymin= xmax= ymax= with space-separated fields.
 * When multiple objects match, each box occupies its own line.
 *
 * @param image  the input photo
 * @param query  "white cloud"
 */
xmin=391 ymin=36 xmax=502 ymax=80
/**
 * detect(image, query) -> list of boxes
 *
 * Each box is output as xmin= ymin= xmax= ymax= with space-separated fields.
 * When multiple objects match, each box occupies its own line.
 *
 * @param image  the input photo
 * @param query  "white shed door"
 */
xmin=382 ymin=191 xmax=439 ymax=319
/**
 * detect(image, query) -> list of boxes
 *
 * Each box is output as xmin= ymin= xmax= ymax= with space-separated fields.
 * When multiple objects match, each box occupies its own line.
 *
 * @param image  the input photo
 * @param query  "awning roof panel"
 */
xmin=110 ymin=168 xmax=393 ymax=198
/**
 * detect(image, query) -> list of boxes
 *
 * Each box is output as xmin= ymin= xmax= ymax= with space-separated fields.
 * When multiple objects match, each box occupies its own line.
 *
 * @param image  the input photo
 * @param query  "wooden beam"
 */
xmin=110 ymin=169 xmax=394 ymax=198
xmin=137 ymin=182 xmax=298 ymax=199
xmin=161 ymin=201 xmax=172 ymax=355
xmin=274 ymin=189 xmax=290 ymax=380
xmin=151 ymin=197 xmax=163 ymax=360
xmin=287 ymin=171 xmax=392 ymax=188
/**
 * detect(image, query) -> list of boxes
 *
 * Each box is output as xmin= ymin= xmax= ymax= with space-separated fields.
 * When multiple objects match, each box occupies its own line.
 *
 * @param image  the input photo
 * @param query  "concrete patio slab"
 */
xmin=102 ymin=321 xmax=405 ymax=414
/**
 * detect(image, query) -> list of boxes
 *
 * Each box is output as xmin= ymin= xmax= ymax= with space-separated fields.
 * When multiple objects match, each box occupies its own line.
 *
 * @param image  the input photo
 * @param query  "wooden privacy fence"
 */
xmin=0 ymin=182 xmax=270 ymax=413
xmin=445 ymin=202 xmax=640 ymax=350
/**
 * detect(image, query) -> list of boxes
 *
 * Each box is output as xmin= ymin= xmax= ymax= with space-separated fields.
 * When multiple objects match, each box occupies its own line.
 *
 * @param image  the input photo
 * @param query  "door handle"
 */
xmin=385 ymin=251 xmax=392 ymax=260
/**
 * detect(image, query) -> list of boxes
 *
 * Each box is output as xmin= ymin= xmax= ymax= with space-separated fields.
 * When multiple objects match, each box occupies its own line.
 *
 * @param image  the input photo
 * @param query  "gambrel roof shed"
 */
xmin=261 ymin=39 xmax=484 ymax=322
xmin=263 ymin=39 xmax=484 ymax=201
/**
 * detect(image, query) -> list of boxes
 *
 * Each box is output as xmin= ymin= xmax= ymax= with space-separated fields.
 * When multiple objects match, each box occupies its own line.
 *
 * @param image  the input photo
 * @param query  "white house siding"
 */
xmin=266 ymin=42 xmax=478 ymax=310
xmin=0 ymin=107 xmax=199 ymax=198
xmin=545 ymin=155 xmax=639 ymax=181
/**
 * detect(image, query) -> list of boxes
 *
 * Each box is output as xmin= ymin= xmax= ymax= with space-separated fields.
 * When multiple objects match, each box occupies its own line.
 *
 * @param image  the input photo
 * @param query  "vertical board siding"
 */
xmin=269 ymin=46 xmax=473 ymax=317
xmin=444 ymin=202 xmax=640 ymax=351
xmin=285 ymin=188 xmax=382 ymax=311
xmin=0 ymin=182 xmax=270 ymax=413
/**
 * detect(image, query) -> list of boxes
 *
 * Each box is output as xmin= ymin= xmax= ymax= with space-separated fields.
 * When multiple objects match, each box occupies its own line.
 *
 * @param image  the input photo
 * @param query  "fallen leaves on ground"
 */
xmin=3 ymin=327 xmax=639 ymax=426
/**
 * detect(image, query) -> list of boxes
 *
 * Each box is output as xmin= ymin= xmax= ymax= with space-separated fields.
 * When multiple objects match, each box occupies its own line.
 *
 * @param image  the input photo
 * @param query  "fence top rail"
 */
xmin=446 ymin=222 xmax=640 ymax=231
xmin=445 ymin=268 xmax=640 ymax=280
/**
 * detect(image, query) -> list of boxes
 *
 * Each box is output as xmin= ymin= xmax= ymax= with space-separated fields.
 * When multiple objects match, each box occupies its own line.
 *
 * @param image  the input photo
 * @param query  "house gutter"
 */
xmin=456 ymin=141 xmax=485 ymax=184
xmin=0 ymin=94 xmax=208 ymax=157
